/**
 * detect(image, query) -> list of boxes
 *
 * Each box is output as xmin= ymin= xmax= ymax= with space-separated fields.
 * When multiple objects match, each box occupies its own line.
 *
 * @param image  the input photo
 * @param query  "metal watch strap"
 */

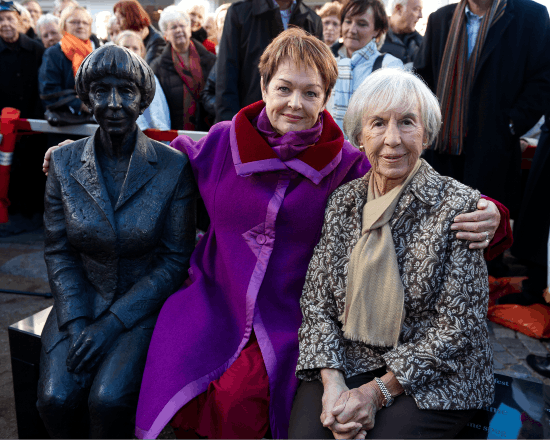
xmin=374 ymin=377 xmax=394 ymax=408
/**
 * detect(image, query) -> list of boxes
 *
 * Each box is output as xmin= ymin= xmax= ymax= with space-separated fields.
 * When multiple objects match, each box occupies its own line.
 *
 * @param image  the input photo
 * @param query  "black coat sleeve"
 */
xmin=201 ymin=61 xmax=217 ymax=118
xmin=412 ymin=11 xmax=439 ymax=92
xmin=38 ymin=46 xmax=82 ymax=111
xmin=311 ymin=13 xmax=323 ymax=40
xmin=215 ymin=3 xmax=242 ymax=122
xmin=508 ymin=5 xmax=550 ymax=136
xmin=145 ymin=37 xmax=167 ymax=66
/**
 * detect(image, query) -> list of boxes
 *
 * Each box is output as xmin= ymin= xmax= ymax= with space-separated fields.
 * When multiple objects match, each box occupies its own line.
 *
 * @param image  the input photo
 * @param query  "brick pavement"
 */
xmin=0 ymin=231 xmax=549 ymax=438
xmin=488 ymin=320 xmax=550 ymax=385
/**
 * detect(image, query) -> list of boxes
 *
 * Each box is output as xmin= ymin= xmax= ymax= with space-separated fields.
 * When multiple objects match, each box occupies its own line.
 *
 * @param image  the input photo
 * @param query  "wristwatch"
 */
xmin=374 ymin=377 xmax=394 ymax=408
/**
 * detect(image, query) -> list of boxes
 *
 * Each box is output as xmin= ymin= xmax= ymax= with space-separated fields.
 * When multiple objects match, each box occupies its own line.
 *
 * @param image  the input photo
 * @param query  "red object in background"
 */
xmin=488 ymin=276 xmax=550 ymax=339
xmin=0 ymin=108 xmax=21 ymax=224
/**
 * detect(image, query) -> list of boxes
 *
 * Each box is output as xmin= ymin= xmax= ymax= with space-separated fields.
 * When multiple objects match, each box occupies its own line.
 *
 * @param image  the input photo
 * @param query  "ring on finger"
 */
xmin=484 ymin=231 xmax=490 ymax=243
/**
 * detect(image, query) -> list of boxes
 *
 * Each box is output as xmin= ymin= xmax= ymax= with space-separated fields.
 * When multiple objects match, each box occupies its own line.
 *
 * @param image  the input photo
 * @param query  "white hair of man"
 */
xmin=35 ymin=13 xmax=60 ymax=37
xmin=343 ymin=68 xmax=441 ymax=148
xmin=214 ymin=2 xmax=230 ymax=21
xmin=53 ymin=0 xmax=78 ymax=10
xmin=13 ymin=2 xmax=32 ymax=21
xmin=388 ymin=0 xmax=408 ymax=15
xmin=107 ymin=14 xmax=117 ymax=29
xmin=158 ymin=5 xmax=190 ymax=34
xmin=177 ymin=0 xmax=208 ymax=16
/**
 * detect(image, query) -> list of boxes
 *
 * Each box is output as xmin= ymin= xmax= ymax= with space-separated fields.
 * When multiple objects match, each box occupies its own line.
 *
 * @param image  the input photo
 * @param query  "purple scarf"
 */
xmin=253 ymin=108 xmax=323 ymax=161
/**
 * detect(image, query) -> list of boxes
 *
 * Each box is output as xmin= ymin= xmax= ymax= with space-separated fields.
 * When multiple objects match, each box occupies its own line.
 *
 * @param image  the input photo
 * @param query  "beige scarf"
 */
xmin=341 ymin=159 xmax=422 ymax=347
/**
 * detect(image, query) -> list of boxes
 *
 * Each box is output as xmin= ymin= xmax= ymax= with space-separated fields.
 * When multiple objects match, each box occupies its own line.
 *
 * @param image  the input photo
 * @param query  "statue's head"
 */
xmin=75 ymin=45 xmax=155 ymax=136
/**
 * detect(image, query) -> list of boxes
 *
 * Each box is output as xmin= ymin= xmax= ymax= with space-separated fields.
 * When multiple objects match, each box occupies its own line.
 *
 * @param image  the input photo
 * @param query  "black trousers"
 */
xmin=289 ymin=368 xmax=477 ymax=439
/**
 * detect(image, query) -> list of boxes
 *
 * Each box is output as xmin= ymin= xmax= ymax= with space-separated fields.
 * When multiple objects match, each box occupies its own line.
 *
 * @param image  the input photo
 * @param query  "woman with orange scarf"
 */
xmin=38 ymin=5 xmax=94 ymax=119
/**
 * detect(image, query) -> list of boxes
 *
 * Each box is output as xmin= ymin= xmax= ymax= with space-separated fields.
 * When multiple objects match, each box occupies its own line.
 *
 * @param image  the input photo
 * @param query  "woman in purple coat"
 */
xmin=132 ymin=29 xmax=506 ymax=439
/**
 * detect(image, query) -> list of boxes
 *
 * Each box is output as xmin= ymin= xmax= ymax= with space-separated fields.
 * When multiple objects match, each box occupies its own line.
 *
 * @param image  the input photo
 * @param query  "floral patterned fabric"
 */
xmin=296 ymin=160 xmax=495 ymax=410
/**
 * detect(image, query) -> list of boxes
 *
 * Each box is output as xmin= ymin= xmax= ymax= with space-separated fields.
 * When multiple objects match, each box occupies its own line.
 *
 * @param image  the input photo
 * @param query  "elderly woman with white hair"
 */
xmin=36 ymin=13 xmax=61 ymax=48
xmin=290 ymin=68 xmax=494 ymax=439
xmin=151 ymin=6 xmax=215 ymax=130
xmin=178 ymin=0 xmax=216 ymax=54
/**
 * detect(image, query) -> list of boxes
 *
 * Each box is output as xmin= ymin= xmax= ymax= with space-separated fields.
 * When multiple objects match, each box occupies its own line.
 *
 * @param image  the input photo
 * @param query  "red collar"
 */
xmin=233 ymin=101 xmax=345 ymax=172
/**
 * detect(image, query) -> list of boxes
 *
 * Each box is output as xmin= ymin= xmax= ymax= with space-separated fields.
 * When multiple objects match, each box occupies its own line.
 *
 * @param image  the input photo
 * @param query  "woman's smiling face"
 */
xmin=361 ymin=104 xmax=426 ymax=187
xmin=261 ymin=58 xmax=327 ymax=136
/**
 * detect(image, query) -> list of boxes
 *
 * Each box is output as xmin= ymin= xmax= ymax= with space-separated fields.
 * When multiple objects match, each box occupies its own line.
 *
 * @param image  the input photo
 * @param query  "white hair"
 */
xmin=107 ymin=14 xmax=117 ymax=29
xmin=36 ymin=13 xmax=60 ymax=36
xmin=214 ymin=2 xmax=230 ymax=21
xmin=177 ymin=0 xmax=209 ymax=15
xmin=159 ymin=6 xmax=190 ymax=34
xmin=343 ymin=68 xmax=441 ymax=148
xmin=388 ymin=0 xmax=408 ymax=14
xmin=13 ymin=2 xmax=32 ymax=20
xmin=53 ymin=0 xmax=78 ymax=9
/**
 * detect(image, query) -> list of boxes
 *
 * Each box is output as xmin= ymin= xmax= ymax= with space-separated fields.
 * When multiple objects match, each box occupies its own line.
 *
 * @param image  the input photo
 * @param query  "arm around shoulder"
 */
xmin=382 ymin=190 xmax=493 ymax=405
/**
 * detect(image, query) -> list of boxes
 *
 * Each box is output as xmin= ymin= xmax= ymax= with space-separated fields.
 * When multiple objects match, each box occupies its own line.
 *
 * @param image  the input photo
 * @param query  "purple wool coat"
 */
xmin=135 ymin=101 xmax=372 ymax=438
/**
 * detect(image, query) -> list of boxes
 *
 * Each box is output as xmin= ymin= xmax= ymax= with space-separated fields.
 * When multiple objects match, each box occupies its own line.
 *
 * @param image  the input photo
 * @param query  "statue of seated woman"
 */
xmin=36 ymin=45 xmax=196 ymax=439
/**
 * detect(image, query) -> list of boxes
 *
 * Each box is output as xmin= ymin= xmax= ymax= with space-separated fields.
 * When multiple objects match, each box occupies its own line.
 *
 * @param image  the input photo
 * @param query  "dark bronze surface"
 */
xmin=36 ymin=45 xmax=196 ymax=439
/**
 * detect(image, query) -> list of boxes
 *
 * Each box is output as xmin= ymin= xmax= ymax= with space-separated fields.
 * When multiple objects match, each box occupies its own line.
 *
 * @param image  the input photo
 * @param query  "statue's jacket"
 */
xmin=42 ymin=128 xmax=196 ymax=353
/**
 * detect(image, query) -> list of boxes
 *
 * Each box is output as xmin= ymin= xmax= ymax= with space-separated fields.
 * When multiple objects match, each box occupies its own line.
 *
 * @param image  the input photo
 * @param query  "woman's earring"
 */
xmin=358 ymin=145 xmax=365 ymax=153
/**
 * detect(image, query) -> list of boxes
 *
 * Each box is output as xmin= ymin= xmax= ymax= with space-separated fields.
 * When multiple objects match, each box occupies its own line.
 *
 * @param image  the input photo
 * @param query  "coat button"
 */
xmin=256 ymin=234 xmax=266 ymax=245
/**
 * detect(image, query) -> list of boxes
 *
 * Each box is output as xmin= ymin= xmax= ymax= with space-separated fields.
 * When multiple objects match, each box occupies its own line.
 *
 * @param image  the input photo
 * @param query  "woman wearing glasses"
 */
xmin=38 ymin=5 xmax=95 ymax=120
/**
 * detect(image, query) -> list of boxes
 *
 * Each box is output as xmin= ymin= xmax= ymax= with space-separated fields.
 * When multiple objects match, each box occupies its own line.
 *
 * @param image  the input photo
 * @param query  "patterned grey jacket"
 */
xmin=296 ymin=160 xmax=494 ymax=410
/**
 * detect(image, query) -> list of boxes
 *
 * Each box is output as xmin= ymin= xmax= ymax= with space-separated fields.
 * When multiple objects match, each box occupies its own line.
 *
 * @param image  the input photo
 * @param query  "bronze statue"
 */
xmin=37 ymin=45 xmax=196 ymax=438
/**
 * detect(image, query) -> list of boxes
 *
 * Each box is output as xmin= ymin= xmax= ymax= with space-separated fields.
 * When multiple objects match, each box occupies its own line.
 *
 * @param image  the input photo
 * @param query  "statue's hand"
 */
xmin=66 ymin=313 xmax=125 ymax=374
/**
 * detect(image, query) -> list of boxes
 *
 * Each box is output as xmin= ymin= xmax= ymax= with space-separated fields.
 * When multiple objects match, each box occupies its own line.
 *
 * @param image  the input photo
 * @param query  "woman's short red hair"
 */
xmin=258 ymin=27 xmax=338 ymax=104
xmin=113 ymin=0 xmax=151 ymax=32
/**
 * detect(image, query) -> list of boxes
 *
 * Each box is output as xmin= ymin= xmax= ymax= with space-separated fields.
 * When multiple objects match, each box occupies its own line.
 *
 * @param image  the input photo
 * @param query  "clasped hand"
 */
xmin=321 ymin=380 xmax=383 ymax=439
xmin=66 ymin=313 xmax=125 ymax=378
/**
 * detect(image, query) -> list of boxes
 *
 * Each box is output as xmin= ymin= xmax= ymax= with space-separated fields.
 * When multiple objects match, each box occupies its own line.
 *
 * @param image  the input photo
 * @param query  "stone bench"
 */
xmin=9 ymin=308 xmax=550 ymax=439
xmin=8 ymin=306 xmax=52 ymax=439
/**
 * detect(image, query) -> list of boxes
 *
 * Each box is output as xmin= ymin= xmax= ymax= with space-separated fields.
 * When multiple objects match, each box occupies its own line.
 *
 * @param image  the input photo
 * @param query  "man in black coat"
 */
xmin=380 ymin=0 xmax=423 ymax=66
xmin=0 ymin=3 xmax=44 ymax=118
xmin=0 ymin=1 xmax=46 ymax=222
xmin=499 ymin=115 xmax=550 ymax=307
xmin=414 ymin=0 xmax=550 ymax=218
xmin=215 ymin=0 xmax=323 ymax=122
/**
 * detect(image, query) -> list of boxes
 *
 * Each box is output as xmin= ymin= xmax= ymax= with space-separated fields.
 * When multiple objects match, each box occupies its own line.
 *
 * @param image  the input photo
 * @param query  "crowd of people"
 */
xmin=1 ymin=0 xmax=550 ymax=436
